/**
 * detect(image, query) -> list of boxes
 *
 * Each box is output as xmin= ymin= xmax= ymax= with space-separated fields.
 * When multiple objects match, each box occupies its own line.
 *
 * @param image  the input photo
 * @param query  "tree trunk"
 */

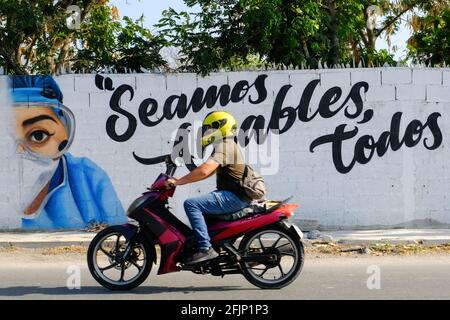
xmin=0 ymin=47 xmax=27 ymax=75
xmin=364 ymin=7 xmax=377 ymax=67
xmin=351 ymin=38 xmax=361 ymax=67
xmin=56 ymin=37 xmax=74 ymax=73
xmin=327 ymin=0 xmax=340 ymax=66
xmin=300 ymin=35 xmax=310 ymax=59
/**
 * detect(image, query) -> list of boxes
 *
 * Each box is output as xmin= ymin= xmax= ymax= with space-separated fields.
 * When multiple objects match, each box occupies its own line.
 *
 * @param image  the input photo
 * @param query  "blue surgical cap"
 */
xmin=10 ymin=75 xmax=63 ymax=106
xmin=9 ymin=75 xmax=73 ymax=138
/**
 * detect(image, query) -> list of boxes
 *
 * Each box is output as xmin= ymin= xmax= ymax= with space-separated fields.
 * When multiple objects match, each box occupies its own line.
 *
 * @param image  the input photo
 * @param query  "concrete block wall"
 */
xmin=1 ymin=67 xmax=450 ymax=230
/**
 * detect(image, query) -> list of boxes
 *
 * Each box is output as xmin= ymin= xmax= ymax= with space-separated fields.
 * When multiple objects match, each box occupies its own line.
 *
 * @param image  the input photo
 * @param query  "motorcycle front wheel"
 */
xmin=239 ymin=225 xmax=304 ymax=289
xmin=87 ymin=226 xmax=153 ymax=291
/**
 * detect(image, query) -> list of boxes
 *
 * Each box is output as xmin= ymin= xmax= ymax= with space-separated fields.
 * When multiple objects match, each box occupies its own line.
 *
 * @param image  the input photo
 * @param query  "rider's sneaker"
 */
xmin=185 ymin=247 xmax=219 ymax=265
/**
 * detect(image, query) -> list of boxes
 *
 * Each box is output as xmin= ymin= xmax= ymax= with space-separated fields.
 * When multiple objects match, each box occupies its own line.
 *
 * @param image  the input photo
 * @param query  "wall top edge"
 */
xmin=0 ymin=67 xmax=449 ymax=78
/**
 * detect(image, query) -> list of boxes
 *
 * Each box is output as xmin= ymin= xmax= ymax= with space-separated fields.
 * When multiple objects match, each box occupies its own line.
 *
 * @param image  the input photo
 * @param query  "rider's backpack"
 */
xmin=241 ymin=165 xmax=266 ymax=200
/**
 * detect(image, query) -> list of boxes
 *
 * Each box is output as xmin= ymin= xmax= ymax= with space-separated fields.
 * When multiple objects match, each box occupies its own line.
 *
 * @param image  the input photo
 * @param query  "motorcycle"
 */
xmin=87 ymin=156 xmax=305 ymax=290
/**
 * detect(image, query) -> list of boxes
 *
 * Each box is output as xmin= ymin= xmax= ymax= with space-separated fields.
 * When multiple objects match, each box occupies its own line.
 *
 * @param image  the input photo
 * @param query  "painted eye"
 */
xmin=28 ymin=130 xmax=50 ymax=144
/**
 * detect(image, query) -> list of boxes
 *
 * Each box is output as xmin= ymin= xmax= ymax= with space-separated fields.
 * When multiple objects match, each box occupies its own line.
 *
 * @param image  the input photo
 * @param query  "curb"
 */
xmin=0 ymin=241 xmax=92 ymax=248
xmin=2 ymin=239 xmax=450 ymax=249
xmin=336 ymin=239 xmax=450 ymax=246
xmin=0 ymin=232 xmax=96 ymax=248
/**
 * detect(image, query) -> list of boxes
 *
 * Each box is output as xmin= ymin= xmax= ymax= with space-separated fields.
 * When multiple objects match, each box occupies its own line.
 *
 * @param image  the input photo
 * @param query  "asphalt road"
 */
xmin=0 ymin=250 xmax=449 ymax=300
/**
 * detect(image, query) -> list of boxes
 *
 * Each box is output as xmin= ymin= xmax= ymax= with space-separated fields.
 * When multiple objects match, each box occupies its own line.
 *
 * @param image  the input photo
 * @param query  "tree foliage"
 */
xmin=1 ymin=0 xmax=448 ymax=76
xmin=0 ymin=0 xmax=166 ymax=75
xmin=157 ymin=0 xmax=442 ymax=75
xmin=407 ymin=1 xmax=450 ymax=66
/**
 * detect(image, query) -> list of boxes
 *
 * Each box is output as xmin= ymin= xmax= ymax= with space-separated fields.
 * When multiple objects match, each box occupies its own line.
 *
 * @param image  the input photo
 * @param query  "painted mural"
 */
xmin=4 ymin=75 xmax=127 ymax=229
xmin=0 ymin=70 xmax=449 ymax=230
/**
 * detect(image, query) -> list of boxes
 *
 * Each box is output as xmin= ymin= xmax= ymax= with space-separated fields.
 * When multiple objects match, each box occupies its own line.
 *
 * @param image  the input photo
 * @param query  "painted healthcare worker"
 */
xmin=9 ymin=75 xmax=127 ymax=229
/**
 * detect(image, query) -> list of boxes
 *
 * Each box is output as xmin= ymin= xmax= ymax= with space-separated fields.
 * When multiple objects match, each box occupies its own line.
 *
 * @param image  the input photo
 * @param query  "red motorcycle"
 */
xmin=87 ymin=156 xmax=305 ymax=290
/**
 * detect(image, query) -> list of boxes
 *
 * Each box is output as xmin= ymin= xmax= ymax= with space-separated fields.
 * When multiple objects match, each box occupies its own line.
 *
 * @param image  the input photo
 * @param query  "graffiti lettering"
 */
xmin=310 ymin=112 xmax=443 ymax=173
xmin=261 ymin=80 xmax=370 ymax=142
xmin=96 ymin=74 xmax=443 ymax=174
xmin=105 ymin=75 xmax=268 ymax=141
xmin=106 ymin=84 xmax=137 ymax=142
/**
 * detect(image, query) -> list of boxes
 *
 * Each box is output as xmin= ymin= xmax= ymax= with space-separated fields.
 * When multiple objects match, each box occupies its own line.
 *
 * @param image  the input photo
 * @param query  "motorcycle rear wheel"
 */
xmin=239 ymin=225 xmax=304 ymax=289
xmin=87 ymin=226 xmax=153 ymax=291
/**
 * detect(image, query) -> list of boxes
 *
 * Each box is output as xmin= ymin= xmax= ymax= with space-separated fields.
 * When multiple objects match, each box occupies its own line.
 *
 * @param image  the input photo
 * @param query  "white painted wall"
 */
xmin=1 ymin=68 xmax=450 ymax=230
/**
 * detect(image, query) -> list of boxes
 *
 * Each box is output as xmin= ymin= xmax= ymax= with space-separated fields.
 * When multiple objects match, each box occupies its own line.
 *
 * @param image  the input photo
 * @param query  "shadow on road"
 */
xmin=0 ymin=285 xmax=256 ymax=297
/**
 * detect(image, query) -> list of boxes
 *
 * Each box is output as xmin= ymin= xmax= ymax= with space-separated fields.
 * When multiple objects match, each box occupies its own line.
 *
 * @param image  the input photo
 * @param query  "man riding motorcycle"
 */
xmin=165 ymin=111 xmax=251 ymax=265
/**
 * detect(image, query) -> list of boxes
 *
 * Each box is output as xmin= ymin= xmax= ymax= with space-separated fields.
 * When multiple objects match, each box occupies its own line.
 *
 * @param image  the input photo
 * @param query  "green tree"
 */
xmin=157 ymin=0 xmax=440 ymax=74
xmin=407 ymin=1 xmax=450 ymax=66
xmin=0 ymin=0 xmax=166 ymax=75
xmin=157 ymin=0 xmax=327 ymax=74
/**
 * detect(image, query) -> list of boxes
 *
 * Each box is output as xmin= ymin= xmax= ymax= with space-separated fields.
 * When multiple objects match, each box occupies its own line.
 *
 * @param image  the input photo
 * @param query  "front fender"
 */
xmin=113 ymin=224 xmax=139 ymax=241
xmin=110 ymin=224 xmax=157 ymax=265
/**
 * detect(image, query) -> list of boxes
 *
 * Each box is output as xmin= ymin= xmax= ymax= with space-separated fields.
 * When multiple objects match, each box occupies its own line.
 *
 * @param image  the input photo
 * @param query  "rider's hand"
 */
xmin=165 ymin=178 xmax=177 ymax=189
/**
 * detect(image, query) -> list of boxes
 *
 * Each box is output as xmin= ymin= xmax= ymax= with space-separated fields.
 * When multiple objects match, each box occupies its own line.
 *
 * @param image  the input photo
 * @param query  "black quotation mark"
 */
xmin=95 ymin=74 xmax=115 ymax=91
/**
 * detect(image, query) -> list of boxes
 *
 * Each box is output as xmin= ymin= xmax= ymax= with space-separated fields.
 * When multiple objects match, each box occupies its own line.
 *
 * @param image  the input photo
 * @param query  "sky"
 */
xmin=109 ymin=0 xmax=196 ymax=31
xmin=110 ymin=0 xmax=411 ymax=61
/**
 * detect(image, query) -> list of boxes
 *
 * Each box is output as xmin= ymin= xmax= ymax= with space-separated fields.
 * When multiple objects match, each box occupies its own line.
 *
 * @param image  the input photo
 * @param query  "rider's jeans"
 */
xmin=184 ymin=190 xmax=249 ymax=250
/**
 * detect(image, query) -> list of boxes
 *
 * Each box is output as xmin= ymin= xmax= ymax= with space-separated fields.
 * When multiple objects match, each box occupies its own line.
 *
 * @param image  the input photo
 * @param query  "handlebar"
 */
xmin=164 ymin=155 xmax=177 ymax=176
xmin=148 ymin=172 xmax=176 ymax=192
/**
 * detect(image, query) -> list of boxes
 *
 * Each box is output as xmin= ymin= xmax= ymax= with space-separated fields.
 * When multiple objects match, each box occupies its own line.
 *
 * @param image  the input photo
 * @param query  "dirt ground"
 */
xmin=1 ymin=242 xmax=450 ymax=260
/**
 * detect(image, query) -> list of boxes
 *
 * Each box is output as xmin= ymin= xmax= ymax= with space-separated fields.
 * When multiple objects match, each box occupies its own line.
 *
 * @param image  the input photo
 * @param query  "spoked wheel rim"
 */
xmin=243 ymin=229 xmax=299 ymax=285
xmin=93 ymin=232 xmax=148 ymax=286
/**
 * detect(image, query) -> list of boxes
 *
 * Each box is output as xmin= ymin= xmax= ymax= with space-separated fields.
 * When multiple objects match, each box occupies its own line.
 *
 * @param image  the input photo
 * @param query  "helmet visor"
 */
xmin=202 ymin=119 xmax=227 ymax=135
xmin=201 ymin=124 xmax=214 ymax=137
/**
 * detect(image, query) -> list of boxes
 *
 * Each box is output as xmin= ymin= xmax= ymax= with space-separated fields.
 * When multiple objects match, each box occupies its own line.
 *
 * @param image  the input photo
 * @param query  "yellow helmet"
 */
xmin=201 ymin=111 xmax=238 ymax=146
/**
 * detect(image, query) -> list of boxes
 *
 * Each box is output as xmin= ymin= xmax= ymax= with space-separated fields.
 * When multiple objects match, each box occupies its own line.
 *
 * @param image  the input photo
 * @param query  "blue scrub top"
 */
xmin=22 ymin=153 xmax=128 ymax=230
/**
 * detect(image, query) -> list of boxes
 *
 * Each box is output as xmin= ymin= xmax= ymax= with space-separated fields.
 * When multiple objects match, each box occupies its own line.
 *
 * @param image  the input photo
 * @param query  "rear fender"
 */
xmin=280 ymin=220 xmax=304 ymax=240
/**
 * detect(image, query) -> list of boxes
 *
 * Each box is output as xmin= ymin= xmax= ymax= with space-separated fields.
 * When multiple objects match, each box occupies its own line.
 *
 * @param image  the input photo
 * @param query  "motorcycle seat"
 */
xmin=204 ymin=196 xmax=293 ymax=222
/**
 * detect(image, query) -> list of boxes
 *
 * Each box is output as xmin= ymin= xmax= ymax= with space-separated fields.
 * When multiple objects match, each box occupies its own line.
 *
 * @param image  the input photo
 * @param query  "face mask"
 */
xmin=1 ymin=102 xmax=75 ymax=217
xmin=16 ymin=152 xmax=59 ymax=217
